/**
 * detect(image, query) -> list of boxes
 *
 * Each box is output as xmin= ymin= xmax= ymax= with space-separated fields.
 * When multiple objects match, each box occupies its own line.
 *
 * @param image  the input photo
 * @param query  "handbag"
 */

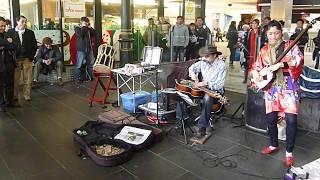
xmin=234 ymin=48 xmax=240 ymax=61
xmin=277 ymin=116 xmax=286 ymax=141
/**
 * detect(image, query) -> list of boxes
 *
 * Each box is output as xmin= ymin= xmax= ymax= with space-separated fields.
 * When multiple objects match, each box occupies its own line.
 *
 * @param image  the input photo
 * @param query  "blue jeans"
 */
xmin=75 ymin=50 xmax=94 ymax=81
xmin=173 ymin=46 xmax=185 ymax=62
xmin=198 ymin=94 xmax=216 ymax=129
xmin=266 ymin=112 xmax=297 ymax=153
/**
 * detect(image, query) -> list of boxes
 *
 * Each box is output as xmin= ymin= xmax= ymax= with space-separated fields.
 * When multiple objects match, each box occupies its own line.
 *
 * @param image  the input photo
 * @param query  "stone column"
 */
xmin=271 ymin=0 xmax=293 ymax=29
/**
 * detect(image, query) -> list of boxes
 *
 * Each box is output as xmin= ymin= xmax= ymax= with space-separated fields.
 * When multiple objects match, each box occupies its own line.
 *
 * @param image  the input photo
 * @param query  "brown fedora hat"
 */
xmin=199 ymin=46 xmax=222 ymax=57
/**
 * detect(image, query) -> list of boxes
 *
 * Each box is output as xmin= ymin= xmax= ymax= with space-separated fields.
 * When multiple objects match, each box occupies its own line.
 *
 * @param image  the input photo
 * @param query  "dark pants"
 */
xmin=299 ymin=47 xmax=305 ymax=55
xmin=266 ymin=112 xmax=297 ymax=153
xmin=198 ymin=94 xmax=219 ymax=129
xmin=173 ymin=46 xmax=185 ymax=62
xmin=315 ymin=54 xmax=319 ymax=69
xmin=0 ymin=63 xmax=15 ymax=107
xmin=185 ymin=44 xmax=197 ymax=61
xmin=242 ymin=61 xmax=249 ymax=82
xmin=229 ymin=47 xmax=236 ymax=65
xmin=76 ymin=50 xmax=94 ymax=81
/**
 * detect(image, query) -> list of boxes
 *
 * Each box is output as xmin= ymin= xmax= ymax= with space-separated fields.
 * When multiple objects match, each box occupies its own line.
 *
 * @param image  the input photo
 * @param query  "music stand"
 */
xmin=166 ymin=91 xmax=197 ymax=144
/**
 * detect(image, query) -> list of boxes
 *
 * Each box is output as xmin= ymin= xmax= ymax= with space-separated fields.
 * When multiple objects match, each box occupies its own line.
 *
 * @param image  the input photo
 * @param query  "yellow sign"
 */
xmin=64 ymin=0 xmax=85 ymax=18
xmin=186 ymin=2 xmax=194 ymax=14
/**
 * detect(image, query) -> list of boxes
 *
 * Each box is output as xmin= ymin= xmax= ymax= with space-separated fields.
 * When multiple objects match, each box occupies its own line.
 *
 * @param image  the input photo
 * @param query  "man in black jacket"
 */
xmin=290 ymin=19 xmax=309 ymax=54
xmin=195 ymin=17 xmax=211 ymax=58
xmin=0 ymin=17 xmax=17 ymax=111
xmin=260 ymin=17 xmax=271 ymax=48
xmin=9 ymin=16 xmax=37 ymax=102
xmin=74 ymin=17 xmax=96 ymax=84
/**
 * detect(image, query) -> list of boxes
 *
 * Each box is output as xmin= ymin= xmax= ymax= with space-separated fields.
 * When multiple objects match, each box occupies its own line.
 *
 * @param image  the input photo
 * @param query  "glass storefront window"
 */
xmin=0 ymin=0 xmax=11 ymax=19
xmin=185 ymin=0 xmax=201 ymax=24
xmin=20 ymin=0 xmax=39 ymax=29
xmin=164 ymin=0 xmax=183 ymax=24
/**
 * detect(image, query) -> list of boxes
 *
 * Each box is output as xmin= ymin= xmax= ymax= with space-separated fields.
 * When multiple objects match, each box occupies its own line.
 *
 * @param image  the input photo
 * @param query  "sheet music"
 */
xmin=143 ymin=46 xmax=162 ymax=65
xmin=151 ymin=47 xmax=162 ymax=65
xmin=114 ymin=126 xmax=152 ymax=145
xmin=177 ymin=91 xmax=197 ymax=106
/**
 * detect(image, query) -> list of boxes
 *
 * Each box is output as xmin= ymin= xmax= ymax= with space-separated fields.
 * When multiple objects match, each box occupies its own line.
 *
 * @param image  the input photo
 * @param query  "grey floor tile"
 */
xmin=173 ymin=172 xmax=204 ymax=180
xmin=0 ymin=159 xmax=14 ymax=180
xmin=149 ymin=136 xmax=182 ymax=154
xmin=45 ymin=143 xmax=121 ymax=179
xmin=1 ymin=143 xmax=60 ymax=179
xmin=98 ymin=169 xmax=138 ymax=180
xmin=307 ymin=132 xmax=320 ymax=140
xmin=26 ymin=167 xmax=74 ymax=180
xmin=295 ymin=133 xmax=320 ymax=155
xmin=122 ymin=151 xmax=186 ymax=180
xmin=199 ymin=135 xmax=238 ymax=154
xmin=0 ymin=121 xmax=36 ymax=152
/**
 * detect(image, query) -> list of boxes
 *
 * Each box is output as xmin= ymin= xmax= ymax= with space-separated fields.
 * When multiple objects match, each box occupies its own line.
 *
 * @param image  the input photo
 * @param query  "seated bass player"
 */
xmin=188 ymin=46 xmax=227 ymax=140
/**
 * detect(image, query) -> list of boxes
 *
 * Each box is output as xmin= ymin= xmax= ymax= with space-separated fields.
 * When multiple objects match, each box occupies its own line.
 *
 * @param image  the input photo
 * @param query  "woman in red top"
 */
xmin=244 ymin=19 xmax=260 ymax=83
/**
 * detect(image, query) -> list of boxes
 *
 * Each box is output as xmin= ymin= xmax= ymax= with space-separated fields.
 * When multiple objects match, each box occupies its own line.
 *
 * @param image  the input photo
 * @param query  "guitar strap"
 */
xmin=275 ymin=41 xmax=285 ymax=60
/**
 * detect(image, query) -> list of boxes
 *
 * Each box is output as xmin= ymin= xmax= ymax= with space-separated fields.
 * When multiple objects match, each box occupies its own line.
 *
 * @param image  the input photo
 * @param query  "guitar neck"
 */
xmin=197 ymin=87 xmax=221 ymax=98
xmin=275 ymin=21 xmax=314 ymax=64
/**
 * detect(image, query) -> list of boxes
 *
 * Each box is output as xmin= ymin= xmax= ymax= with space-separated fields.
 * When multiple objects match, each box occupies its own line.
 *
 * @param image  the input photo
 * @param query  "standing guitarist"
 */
xmin=251 ymin=20 xmax=303 ymax=167
xmin=188 ymin=46 xmax=227 ymax=140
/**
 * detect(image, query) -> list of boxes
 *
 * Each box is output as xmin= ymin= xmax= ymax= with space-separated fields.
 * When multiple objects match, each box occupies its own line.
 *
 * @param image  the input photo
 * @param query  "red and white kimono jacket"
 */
xmin=253 ymin=41 xmax=304 ymax=115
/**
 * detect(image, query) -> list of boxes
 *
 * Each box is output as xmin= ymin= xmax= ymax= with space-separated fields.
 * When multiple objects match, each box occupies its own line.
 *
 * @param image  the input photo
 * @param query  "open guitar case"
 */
xmin=73 ymin=121 xmax=156 ymax=167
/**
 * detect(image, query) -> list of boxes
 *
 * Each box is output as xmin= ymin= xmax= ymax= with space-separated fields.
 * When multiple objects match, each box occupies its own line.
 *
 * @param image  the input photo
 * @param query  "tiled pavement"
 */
xmin=0 ymin=81 xmax=320 ymax=179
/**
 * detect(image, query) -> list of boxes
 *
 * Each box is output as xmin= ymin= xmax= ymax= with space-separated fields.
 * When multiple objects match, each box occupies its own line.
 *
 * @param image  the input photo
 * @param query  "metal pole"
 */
xmin=11 ymin=0 xmax=20 ymax=26
xmin=94 ymin=0 xmax=102 ymax=46
xmin=37 ymin=0 xmax=43 ymax=28
xmin=58 ymin=0 xmax=64 ymax=63
xmin=201 ymin=0 xmax=206 ymax=22
xmin=157 ymin=0 xmax=164 ymax=19
xmin=182 ymin=0 xmax=185 ymax=18
xmin=119 ymin=0 xmax=134 ymax=67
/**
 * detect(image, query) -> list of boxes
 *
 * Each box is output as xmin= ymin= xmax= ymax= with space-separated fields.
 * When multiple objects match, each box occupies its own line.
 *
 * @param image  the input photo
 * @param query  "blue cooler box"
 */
xmin=120 ymin=91 xmax=151 ymax=113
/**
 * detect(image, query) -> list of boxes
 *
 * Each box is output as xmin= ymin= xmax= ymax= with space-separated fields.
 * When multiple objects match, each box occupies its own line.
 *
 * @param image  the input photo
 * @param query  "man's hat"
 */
xmin=199 ymin=46 xmax=222 ymax=56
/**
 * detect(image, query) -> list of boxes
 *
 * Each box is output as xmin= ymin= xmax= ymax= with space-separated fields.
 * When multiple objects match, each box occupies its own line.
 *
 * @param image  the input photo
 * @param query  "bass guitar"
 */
xmin=252 ymin=18 xmax=319 ymax=91
xmin=175 ymin=79 xmax=228 ymax=105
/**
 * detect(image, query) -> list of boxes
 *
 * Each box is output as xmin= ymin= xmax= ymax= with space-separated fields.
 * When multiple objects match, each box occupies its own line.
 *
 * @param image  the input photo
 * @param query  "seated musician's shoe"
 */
xmin=24 ymin=96 xmax=31 ymax=101
xmin=198 ymin=127 xmax=206 ymax=136
xmin=58 ymin=78 xmax=64 ymax=86
xmin=190 ymin=128 xmax=206 ymax=143
xmin=284 ymin=156 xmax=294 ymax=167
xmin=0 ymin=106 xmax=6 ymax=112
xmin=6 ymin=101 xmax=21 ymax=108
xmin=261 ymin=146 xmax=279 ymax=155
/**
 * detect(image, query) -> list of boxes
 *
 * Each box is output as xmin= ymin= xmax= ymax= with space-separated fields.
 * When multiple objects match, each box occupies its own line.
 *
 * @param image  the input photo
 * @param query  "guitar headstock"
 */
xmin=219 ymin=96 xmax=229 ymax=105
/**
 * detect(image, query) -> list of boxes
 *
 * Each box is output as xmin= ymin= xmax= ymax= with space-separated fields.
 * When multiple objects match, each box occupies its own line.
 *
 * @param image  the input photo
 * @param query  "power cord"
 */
xmin=184 ymin=143 xmax=283 ymax=180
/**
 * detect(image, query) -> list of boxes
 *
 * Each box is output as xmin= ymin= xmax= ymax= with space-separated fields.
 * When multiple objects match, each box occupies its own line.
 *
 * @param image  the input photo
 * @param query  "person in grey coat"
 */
xmin=168 ymin=16 xmax=189 ymax=62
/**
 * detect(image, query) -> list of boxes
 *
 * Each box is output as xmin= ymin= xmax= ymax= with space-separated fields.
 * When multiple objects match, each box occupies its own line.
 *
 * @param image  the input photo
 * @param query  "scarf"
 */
xmin=268 ymin=40 xmax=286 ymax=88
xmin=15 ymin=26 xmax=25 ymax=44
